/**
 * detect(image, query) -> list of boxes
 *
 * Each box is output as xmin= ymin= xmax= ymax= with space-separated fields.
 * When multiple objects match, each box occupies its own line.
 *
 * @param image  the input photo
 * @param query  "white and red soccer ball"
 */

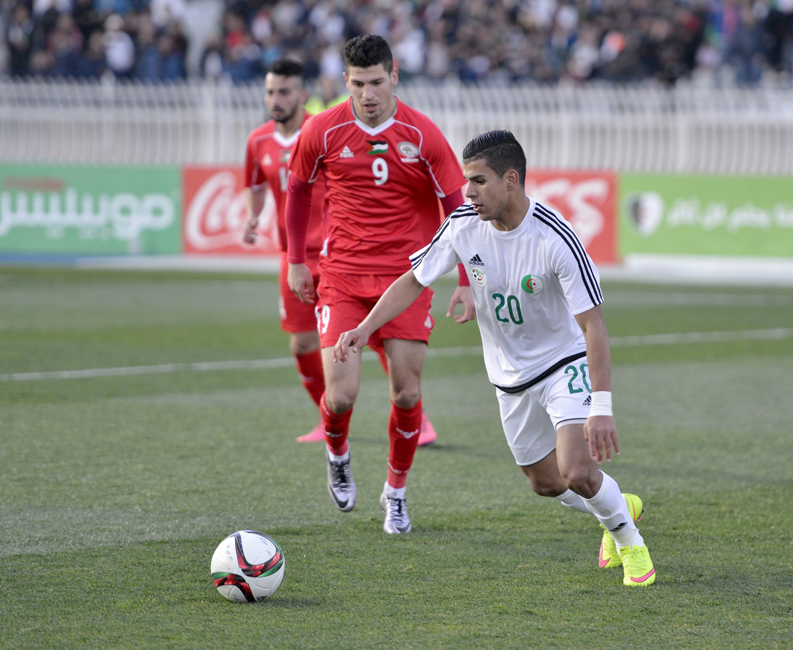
xmin=211 ymin=530 xmax=285 ymax=603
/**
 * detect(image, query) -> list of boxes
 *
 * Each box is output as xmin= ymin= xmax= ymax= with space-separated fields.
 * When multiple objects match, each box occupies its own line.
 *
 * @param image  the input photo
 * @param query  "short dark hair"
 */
xmin=343 ymin=35 xmax=393 ymax=72
xmin=268 ymin=58 xmax=305 ymax=80
xmin=463 ymin=130 xmax=526 ymax=186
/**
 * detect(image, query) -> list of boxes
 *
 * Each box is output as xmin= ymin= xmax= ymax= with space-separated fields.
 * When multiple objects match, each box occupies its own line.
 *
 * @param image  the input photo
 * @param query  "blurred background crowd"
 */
xmin=2 ymin=0 xmax=792 ymax=86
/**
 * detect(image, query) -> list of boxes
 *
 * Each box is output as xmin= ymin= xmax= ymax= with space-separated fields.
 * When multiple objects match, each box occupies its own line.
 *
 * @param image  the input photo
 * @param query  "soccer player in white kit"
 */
xmin=333 ymin=130 xmax=656 ymax=586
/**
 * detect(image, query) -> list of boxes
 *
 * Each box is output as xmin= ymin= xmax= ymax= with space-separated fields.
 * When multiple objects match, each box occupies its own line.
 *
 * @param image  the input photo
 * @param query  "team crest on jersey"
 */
xmin=521 ymin=275 xmax=544 ymax=294
xmin=280 ymin=150 xmax=291 ymax=163
xmin=367 ymin=140 xmax=388 ymax=155
xmin=471 ymin=267 xmax=487 ymax=287
xmin=397 ymin=141 xmax=420 ymax=162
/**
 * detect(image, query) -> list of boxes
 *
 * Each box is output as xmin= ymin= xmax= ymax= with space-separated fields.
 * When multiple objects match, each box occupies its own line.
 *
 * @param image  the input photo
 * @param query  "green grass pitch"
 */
xmin=1 ymin=266 xmax=791 ymax=649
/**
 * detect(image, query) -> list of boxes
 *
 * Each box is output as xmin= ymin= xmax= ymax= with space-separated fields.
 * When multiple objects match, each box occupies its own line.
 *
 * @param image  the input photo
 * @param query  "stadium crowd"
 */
xmin=2 ymin=0 xmax=792 ymax=85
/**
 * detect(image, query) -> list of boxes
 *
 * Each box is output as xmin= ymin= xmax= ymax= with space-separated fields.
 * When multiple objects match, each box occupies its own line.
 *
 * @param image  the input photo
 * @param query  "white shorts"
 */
xmin=496 ymin=359 xmax=593 ymax=466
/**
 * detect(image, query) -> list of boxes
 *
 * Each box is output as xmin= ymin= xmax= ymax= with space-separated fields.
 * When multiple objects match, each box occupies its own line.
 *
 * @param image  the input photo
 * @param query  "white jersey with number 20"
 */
xmin=410 ymin=198 xmax=604 ymax=390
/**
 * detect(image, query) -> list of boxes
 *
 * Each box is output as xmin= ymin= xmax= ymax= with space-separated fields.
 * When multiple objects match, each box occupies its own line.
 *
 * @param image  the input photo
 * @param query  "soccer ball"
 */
xmin=211 ymin=530 xmax=285 ymax=602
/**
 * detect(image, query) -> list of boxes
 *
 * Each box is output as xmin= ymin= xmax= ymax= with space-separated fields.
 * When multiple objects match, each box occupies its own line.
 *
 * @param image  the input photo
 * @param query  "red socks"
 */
xmin=295 ymin=350 xmax=325 ymax=407
xmin=387 ymin=399 xmax=422 ymax=489
xmin=320 ymin=394 xmax=351 ymax=455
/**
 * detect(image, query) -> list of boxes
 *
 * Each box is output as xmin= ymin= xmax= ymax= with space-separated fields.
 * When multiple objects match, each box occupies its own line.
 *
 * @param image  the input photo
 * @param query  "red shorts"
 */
xmin=279 ymin=253 xmax=320 ymax=334
xmin=316 ymin=269 xmax=434 ymax=349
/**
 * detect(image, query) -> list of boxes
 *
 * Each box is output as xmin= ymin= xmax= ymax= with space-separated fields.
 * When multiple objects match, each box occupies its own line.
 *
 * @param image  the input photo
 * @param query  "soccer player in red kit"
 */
xmin=243 ymin=58 xmax=441 ymax=445
xmin=242 ymin=59 xmax=328 ymax=442
xmin=285 ymin=35 xmax=475 ymax=534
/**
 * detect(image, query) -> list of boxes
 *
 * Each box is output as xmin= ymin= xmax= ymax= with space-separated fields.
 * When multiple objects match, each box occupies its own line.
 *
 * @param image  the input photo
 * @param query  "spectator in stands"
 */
xmin=303 ymin=71 xmax=347 ymax=113
xmin=72 ymin=0 xmax=102 ymax=43
xmin=728 ymin=3 xmax=765 ymax=85
xmin=75 ymin=28 xmax=105 ymax=77
xmin=199 ymin=32 xmax=224 ymax=79
xmin=766 ymin=1 xmax=793 ymax=77
xmin=222 ymin=10 xmax=259 ymax=81
xmin=157 ymin=28 xmax=186 ymax=80
xmin=6 ymin=4 xmax=35 ymax=76
xmin=49 ymin=13 xmax=83 ymax=76
xmin=135 ymin=12 xmax=160 ymax=80
xmin=102 ymin=13 xmax=134 ymax=77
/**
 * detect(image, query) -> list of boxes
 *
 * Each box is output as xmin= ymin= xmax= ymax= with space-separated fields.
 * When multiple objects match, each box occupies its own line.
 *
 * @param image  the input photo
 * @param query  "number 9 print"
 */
xmin=372 ymin=158 xmax=388 ymax=186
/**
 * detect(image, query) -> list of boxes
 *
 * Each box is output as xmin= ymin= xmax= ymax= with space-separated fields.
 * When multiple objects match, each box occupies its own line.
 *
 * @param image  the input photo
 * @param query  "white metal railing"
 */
xmin=1 ymin=76 xmax=792 ymax=175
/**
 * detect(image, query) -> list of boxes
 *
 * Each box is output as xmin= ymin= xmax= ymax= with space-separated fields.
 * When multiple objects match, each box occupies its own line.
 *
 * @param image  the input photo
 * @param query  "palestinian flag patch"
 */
xmin=367 ymin=140 xmax=388 ymax=155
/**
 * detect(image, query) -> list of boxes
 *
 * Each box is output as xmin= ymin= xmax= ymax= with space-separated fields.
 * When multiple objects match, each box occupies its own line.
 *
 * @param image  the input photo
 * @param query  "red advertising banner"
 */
xmin=182 ymin=166 xmax=280 ymax=256
xmin=524 ymin=171 xmax=617 ymax=265
xmin=182 ymin=166 xmax=616 ymax=264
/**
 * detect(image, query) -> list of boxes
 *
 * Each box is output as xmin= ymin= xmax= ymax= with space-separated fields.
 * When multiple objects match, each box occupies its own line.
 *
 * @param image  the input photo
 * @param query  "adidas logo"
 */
xmin=468 ymin=254 xmax=484 ymax=266
xmin=339 ymin=145 xmax=354 ymax=159
xmin=583 ymin=395 xmax=591 ymax=407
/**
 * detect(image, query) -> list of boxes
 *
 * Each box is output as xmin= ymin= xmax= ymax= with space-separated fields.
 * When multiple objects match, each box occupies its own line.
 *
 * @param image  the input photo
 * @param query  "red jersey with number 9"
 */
xmin=288 ymin=98 xmax=463 ymax=275
xmin=244 ymin=114 xmax=325 ymax=257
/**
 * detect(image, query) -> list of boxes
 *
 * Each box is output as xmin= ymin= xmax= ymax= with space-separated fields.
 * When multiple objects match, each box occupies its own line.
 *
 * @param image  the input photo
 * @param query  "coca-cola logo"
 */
xmin=184 ymin=170 xmax=278 ymax=252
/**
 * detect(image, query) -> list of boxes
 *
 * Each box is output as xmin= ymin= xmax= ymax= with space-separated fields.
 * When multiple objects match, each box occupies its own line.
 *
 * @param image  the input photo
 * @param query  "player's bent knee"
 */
xmin=390 ymin=388 xmax=421 ymax=409
xmin=520 ymin=466 xmax=567 ymax=497
xmin=290 ymin=333 xmax=320 ymax=357
xmin=530 ymin=481 xmax=566 ymax=498
xmin=560 ymin=465 xmax=598 ymax=497
xmin=291 ymin=341 xmax=317 ymax=356
xmin=323 ymin=390 xmax=356 ymax=414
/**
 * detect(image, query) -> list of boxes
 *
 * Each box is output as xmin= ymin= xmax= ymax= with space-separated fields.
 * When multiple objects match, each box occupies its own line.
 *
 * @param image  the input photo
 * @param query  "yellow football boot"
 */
xmin=598 ymin=493 xmax=644 ymax=569
xmin=619 ymin=544 xmax=657 ymax=586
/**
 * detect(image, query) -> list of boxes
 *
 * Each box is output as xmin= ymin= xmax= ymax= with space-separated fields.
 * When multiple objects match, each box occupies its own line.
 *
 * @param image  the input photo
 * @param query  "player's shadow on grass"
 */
xmin=346 ymin=432 xmax=474 ymax=454
xmin=265 ymin=596 xmax=325 ymax=608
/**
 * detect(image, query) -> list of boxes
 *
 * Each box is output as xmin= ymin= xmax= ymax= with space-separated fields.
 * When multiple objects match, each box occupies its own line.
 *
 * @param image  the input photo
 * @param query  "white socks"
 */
xmin=553 ymin=489 xmax=589 ymax=513
xmin=328 ymin=449 xmax=350 ymax=463
xmin=383 ymin=482 xmax=406 ymax=499
xmin=582 ymin=471 xmax=643 ymax=549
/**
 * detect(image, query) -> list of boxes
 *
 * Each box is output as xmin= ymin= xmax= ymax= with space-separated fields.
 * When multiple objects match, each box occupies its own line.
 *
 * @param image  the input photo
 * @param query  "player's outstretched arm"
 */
xmin=334 ymin=271 xmax=426 ymax=363
xmin=575 ymin=305 xmax=619 ymax=464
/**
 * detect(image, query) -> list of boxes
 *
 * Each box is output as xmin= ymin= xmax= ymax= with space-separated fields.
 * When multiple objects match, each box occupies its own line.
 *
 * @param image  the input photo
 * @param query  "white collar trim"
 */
xmin=273 ymin=129 xmax=300 ymax=148
xmin=352 ymin=98 xmax=399 ymax=136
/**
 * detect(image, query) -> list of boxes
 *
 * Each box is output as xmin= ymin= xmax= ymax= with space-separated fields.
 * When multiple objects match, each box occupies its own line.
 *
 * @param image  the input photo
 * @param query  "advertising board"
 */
xmin=182 ymin=166 xmax=279 ymax=256
xmin=525 ymin=171 xmax=617 ymax=265
xmin=620 ymin=174 xmax=793 ymax=258
xmin=0 ymin=164 xmax=181 ymax=255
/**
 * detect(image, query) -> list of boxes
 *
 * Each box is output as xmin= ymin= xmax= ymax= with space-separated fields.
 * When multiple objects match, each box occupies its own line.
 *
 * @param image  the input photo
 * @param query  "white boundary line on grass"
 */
xmin=2 ymin=328 xmax=791 ymax=383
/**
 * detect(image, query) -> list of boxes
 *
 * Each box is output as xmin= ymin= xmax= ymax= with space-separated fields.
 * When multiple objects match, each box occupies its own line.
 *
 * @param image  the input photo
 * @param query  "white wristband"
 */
xmin=589 ymin=391 xmax=613 ymax=417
